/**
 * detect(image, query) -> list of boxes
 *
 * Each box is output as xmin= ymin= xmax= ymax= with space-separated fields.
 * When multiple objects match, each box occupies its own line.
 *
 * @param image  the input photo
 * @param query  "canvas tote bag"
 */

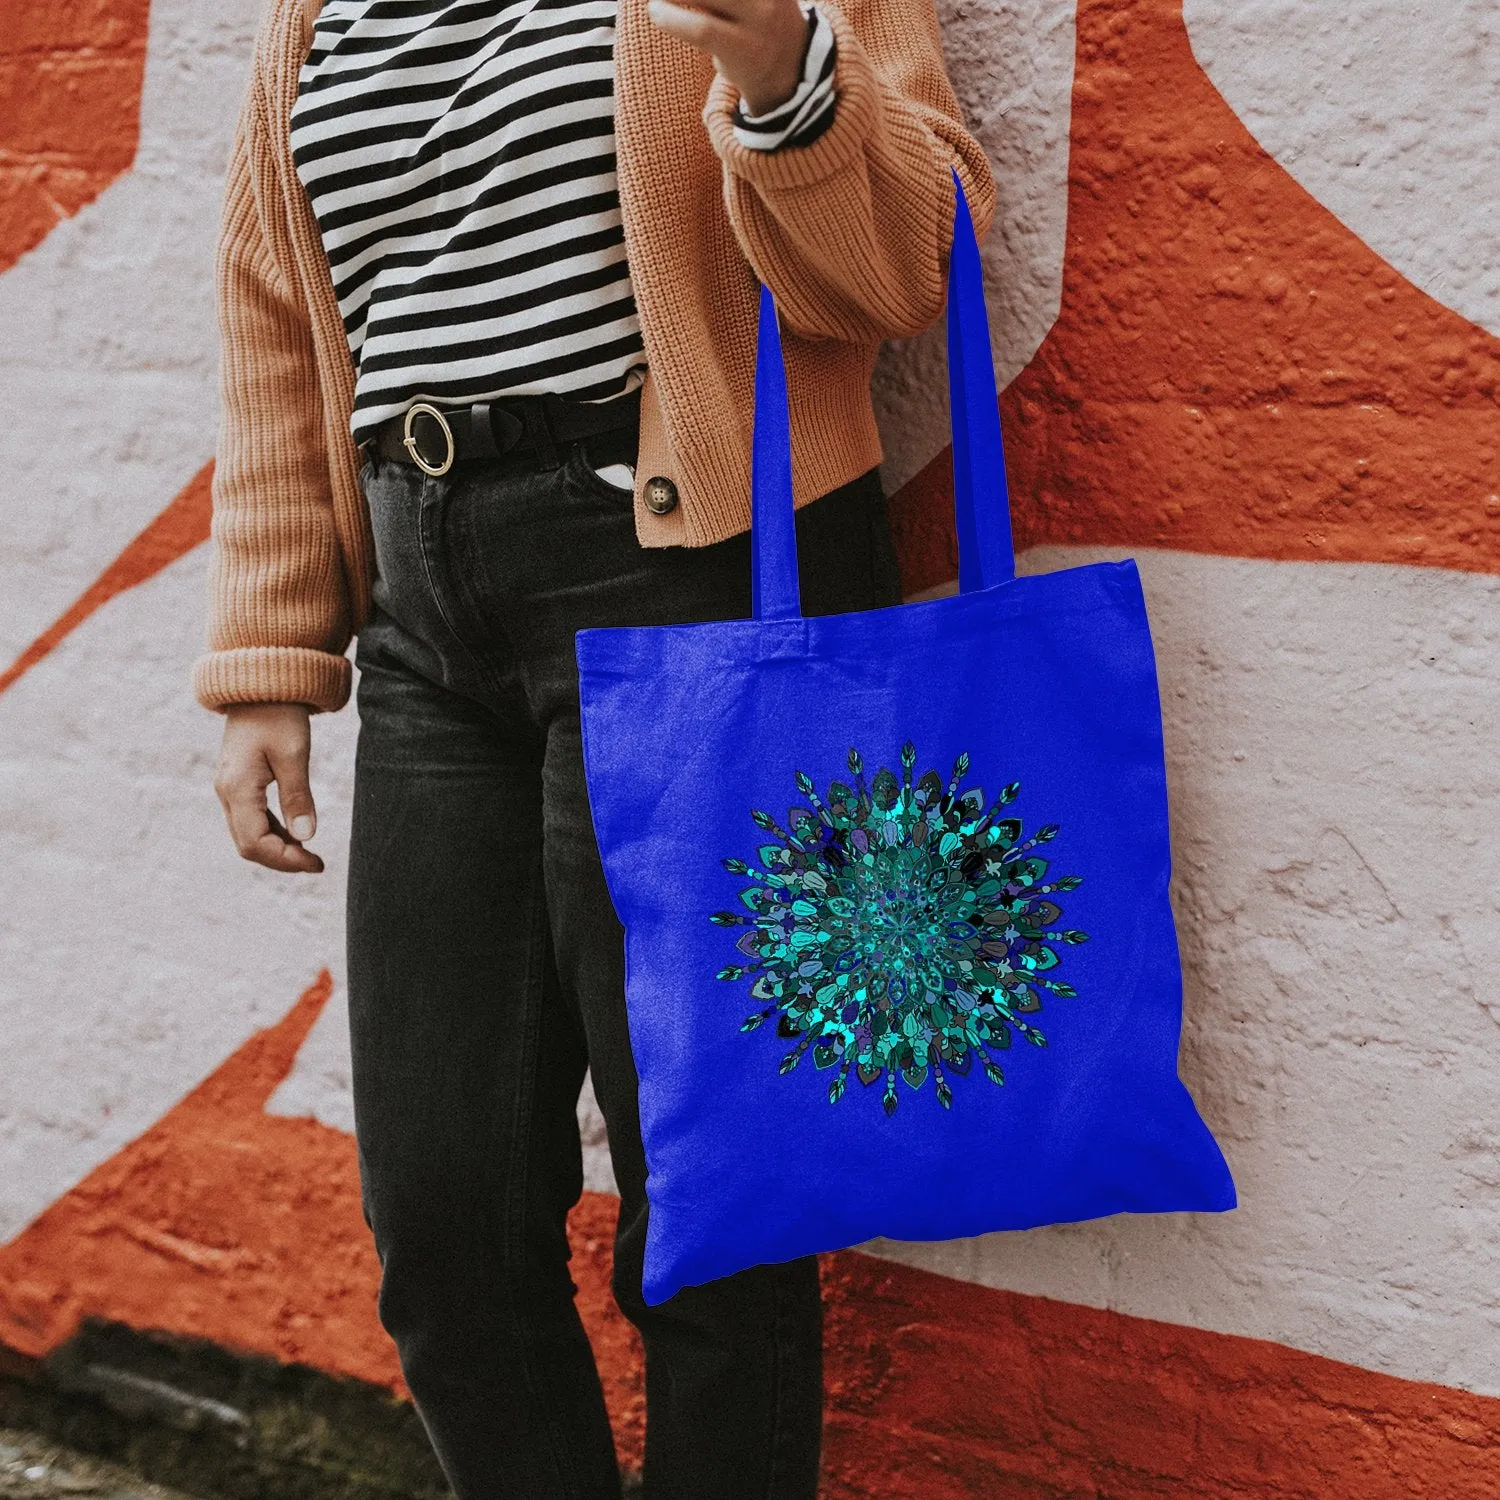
xmin=576 ymin=176 xmax=1235 ymax=1305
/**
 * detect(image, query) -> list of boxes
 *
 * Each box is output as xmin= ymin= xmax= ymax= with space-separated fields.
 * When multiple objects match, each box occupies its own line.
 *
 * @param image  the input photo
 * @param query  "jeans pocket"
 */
xmin=566 ymin=442 xmax=637 ymax=504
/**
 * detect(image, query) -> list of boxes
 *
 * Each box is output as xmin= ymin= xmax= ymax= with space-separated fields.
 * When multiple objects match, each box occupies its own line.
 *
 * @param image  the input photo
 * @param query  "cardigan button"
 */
xmin=644 ymin=476 xmax=679 ymax=515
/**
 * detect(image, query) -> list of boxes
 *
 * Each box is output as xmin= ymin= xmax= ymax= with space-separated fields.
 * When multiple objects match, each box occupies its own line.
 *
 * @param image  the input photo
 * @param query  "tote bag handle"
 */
xmin=751 ymin=169 xmax=1016 ymax=622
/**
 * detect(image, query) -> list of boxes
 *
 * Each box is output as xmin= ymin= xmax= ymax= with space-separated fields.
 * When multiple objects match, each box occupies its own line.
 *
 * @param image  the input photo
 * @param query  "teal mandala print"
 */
xmin=711 ymin=743 xmax=1088 ymax=1116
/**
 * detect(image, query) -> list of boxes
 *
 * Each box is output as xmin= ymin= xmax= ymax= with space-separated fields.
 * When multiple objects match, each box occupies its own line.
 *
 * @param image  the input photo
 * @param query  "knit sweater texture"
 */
xmin=194 ymin=0 xmax=997 ymax=713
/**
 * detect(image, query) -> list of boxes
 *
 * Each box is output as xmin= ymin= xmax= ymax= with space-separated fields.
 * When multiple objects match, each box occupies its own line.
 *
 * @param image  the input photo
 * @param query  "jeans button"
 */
xmin=644 ymin=476 xmax=679 ymax=515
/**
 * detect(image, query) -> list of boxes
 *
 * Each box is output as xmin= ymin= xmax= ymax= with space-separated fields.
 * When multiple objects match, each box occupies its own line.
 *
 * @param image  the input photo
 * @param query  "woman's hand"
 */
xmin=214 ymin=703 xmax=324 ymax=874
xmin=648 ymin=0 xmax=811 ymax=116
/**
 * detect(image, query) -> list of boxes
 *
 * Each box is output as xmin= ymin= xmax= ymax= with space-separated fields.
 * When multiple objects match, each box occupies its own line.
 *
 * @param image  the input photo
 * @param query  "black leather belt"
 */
xmin=369 ymin=387 xmax=641 ymax=477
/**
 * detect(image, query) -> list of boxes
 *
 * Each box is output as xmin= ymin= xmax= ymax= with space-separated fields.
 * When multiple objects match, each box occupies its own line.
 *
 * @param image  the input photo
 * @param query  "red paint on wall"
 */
xmin=0 ymin=0 xmax=153 ymax=272
xmin=0 ymin=975 xmax=391 ymax=1379
xmin=889 ymin=0 xmax=1500 ymax=596
xmin=0 ymin=976 xmax=648 ymax=1474
xmin=819 ymin=1254 xmax=1500 ymax=1499
xmin=0 ymin=461 xmax=212 ymax=698
xmin=3 ymin=978 xmax=1497 ymax=1494
xmin=1 ymin=13 xmax=1493 ymax=1489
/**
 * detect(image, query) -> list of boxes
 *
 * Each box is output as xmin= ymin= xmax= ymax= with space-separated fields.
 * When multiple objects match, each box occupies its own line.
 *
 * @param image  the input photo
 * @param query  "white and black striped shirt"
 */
xmin=290 ymin=0 xmax=838 ymax=442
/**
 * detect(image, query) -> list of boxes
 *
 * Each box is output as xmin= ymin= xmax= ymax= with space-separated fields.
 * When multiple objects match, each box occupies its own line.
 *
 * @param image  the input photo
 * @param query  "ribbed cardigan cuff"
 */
xmin=702 ymin=1 xmax=879 ymax=187
xmin=193 ymin=646 xmax=353 ymax=714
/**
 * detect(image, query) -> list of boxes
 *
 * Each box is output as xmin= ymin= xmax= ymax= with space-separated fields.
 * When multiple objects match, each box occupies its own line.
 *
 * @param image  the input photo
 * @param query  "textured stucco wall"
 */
xmin=0 ymin=0 xmax=365 ymax=1246
xmin=1185 ymin=0 xmax=1500 ymax=338
xmin=1 ymin=0 xmax=1497 ymax=1490
xmin=866 ymin=0 xmax=1500 ymax=1401
xmin=874 ymin=548 xmax=1500 ymax=1393
xmin=870 ymin=0 xmax=1076 ymax=493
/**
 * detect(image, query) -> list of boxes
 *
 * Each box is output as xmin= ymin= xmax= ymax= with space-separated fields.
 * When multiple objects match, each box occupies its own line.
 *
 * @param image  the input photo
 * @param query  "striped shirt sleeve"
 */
xmin=730 ymin=2 xmax=837 ymax=153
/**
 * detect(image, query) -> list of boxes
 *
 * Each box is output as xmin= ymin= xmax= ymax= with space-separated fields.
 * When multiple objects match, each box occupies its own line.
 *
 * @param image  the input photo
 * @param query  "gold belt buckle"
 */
xmin=402 ymin=403 xmax=456 ymax=477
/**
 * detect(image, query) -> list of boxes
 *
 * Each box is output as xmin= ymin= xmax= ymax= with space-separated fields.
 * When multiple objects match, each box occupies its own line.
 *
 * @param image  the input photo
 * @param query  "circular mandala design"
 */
xmin=711 ymin=743 xmax=1087 ymax=1115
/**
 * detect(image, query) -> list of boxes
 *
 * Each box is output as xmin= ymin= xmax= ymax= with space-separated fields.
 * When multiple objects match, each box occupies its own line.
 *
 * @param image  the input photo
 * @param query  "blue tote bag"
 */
xmin=576 ymin=176 xmax=1235 ymax=1306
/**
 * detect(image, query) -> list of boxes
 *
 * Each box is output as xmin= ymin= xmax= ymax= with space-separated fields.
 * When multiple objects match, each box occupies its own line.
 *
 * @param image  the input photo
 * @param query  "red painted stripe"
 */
xmin=892 ymin=0 xmax=1500 ymax=595
xmin=0 ymin=975 xmax=645 ymax=1464
xmin=0 ymin=972 xmax=441 ymax=1425
xmin=0 ymin=0 xmax=153 ymax=274
xmin=0 ymin=461 xmax=212 ymax=699
xmin=3 ymin=975 xmax=1496 ymax=1493
xmin=820 ymin=1253 xmax=1500 ymax=1498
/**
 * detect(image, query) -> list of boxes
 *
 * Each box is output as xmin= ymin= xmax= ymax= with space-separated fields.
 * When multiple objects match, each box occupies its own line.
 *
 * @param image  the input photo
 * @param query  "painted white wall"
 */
xmin=871 ymin=0 xmax=1077 ymax=493
xmin=1185 ymin=0 xmax=1500 ymax=337
xmin=0 ymin=0 xmax=263 ymax=669
xmin=0 ymin=544 xmax=360 ymax=1240
xmin=265 ymin=978 xmax=358 ymax=1132
xmin=871 ymin=546 xmax=1500 ymax=1397
xmin=4 ymin=0 xmax=1496 ymax=1412
xmin=0 ymin=0 xmax=360 ymax=1240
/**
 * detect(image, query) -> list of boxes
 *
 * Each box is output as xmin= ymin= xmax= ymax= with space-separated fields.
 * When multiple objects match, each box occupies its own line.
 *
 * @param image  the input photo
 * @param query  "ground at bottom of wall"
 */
xmin=0 ymin=1428 xmax=202 ymax=1499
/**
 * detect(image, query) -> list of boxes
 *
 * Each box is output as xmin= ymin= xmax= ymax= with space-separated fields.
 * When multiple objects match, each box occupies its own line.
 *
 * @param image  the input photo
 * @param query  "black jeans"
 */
xmin=346 ymin=435 xmax=902 ymax=1500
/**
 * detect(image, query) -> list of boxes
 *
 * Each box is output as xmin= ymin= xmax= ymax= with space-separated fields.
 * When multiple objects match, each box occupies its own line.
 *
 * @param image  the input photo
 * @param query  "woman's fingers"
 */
xmin=214 ymin=703 xmax=323 ymax=875
xmin=215 ymin=765 xmax=323 ymax=874
xmin=266 ymin=807 xmax=326 ymax=874
xmin=267 ymin=741 xmax=324 ymax=873
xmin=648 ymin=0 xmax=808 ymax=115
xmin=269 ymin=740 xmax=317 ymax=845
xmin=647 ymin=0 xmax=733 ymax=49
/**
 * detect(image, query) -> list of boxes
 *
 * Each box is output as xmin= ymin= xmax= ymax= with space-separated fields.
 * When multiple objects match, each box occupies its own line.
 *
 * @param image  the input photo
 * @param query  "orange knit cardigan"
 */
xmin=193 ymin=0 xmax=996 ymax=713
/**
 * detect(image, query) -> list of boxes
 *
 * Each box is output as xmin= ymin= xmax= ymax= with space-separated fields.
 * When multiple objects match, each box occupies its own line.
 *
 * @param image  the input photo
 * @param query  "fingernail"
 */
xmin=290 ymin=815 xmax=315 ymax=841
